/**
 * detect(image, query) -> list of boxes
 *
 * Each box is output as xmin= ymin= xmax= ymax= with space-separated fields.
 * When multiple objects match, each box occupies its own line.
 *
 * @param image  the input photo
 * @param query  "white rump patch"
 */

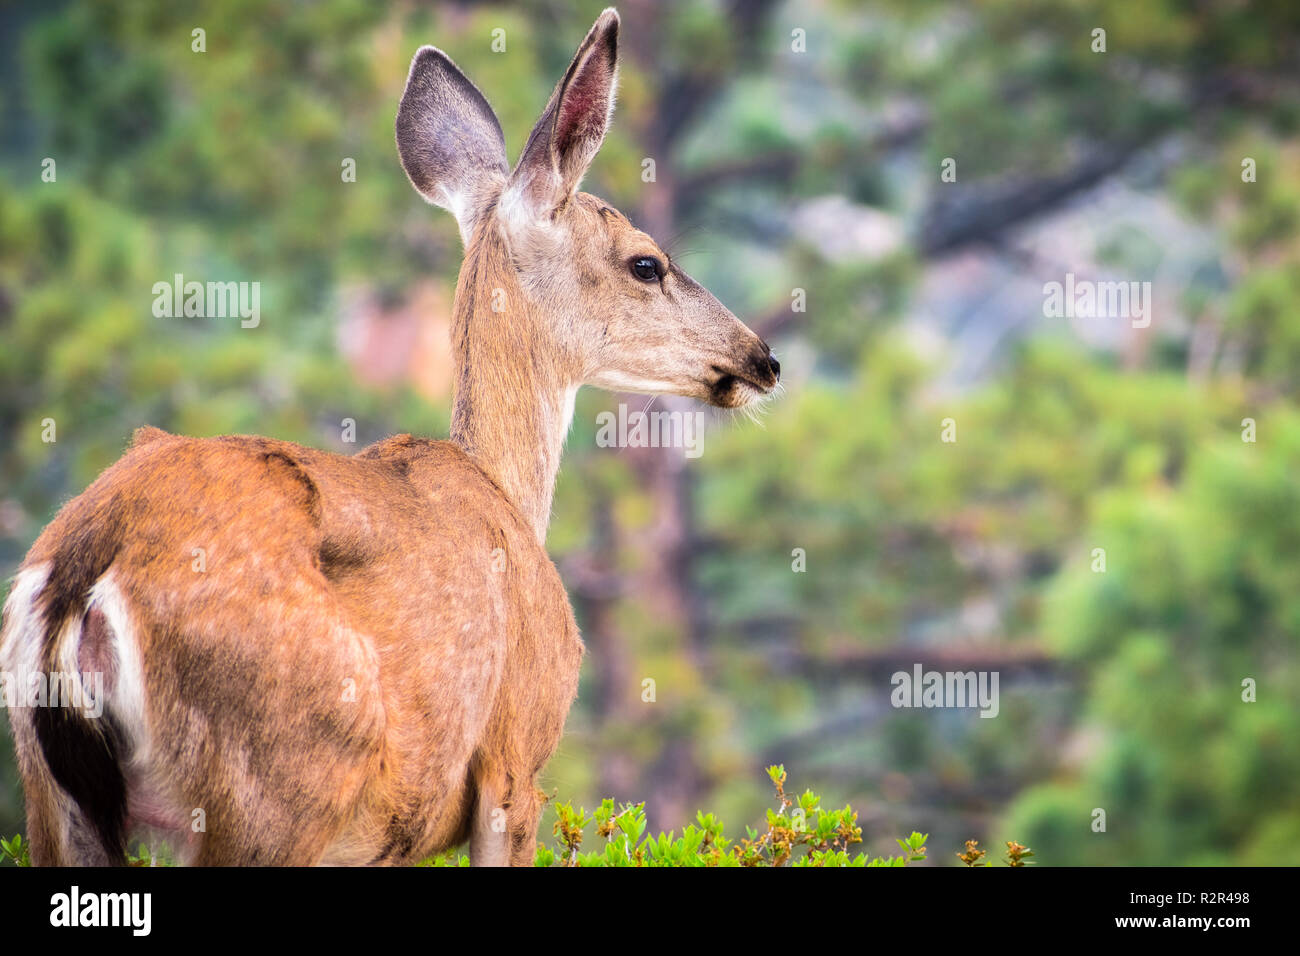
xmin=86 ymin=573 xmax=153 ymax=767
xmin=0 ymin=564 xmax=52 ymax=711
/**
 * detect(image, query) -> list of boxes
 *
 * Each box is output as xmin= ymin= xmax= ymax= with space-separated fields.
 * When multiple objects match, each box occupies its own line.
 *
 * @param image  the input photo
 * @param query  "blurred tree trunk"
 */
xmin=566 ymin=490 xmax=640 ymax=800
xmin=571 ymin=0 xmax=782 ymax=829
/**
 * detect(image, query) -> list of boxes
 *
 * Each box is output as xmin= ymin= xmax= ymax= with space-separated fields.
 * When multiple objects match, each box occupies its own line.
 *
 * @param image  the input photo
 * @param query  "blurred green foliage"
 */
xmin=528 ymin=766 xmax=932 ymax=867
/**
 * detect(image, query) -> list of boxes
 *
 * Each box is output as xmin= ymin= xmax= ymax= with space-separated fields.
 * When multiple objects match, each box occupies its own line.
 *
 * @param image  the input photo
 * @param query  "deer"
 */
xmin=0 ymin=7 xmax=779 ymax=866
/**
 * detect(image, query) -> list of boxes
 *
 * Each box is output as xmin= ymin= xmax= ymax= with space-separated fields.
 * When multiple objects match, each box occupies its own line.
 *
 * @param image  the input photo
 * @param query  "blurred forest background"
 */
xmin=2 ymin=0 xmax=1299 ymax=865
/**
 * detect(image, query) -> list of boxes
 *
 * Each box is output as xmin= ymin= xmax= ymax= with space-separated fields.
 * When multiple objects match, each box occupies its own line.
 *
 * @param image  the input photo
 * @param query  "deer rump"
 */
xmin=0 ymin=428 xmax=581 ymax=866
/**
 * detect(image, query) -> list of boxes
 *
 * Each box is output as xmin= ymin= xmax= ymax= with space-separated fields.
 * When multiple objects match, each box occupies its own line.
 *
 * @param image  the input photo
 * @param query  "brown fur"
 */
xmin=12 ymin=431 xmax=579 ymax=865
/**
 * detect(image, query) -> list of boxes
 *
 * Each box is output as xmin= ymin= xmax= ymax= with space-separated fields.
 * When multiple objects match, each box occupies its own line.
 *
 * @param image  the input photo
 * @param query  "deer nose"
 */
xmin=767 ymin=350 xmax=781 ymax=381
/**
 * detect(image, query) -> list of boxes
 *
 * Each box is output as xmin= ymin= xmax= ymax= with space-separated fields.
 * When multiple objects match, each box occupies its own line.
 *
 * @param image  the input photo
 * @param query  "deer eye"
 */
xmin=630 ymin=256 xmax=661 ymax=282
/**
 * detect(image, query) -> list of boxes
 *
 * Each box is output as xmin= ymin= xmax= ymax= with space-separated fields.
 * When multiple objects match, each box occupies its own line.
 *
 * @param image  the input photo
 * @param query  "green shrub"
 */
xmin=425 ymin=766 xmax=1032 ymax=868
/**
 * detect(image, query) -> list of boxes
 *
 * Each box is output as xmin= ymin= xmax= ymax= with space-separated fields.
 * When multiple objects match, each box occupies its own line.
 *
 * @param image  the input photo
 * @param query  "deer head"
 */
xmin=396 ymin=7 xmax=780 ymax=428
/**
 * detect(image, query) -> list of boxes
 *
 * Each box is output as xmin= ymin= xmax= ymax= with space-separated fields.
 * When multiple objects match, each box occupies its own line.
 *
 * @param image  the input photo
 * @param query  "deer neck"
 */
xmin=447 ymin=226 xmax=575 ymax=544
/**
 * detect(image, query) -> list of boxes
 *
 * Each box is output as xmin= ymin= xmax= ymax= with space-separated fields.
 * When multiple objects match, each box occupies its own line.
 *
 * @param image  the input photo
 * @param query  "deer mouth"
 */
xmin=708 ymin=366 xmax=777 ymax=408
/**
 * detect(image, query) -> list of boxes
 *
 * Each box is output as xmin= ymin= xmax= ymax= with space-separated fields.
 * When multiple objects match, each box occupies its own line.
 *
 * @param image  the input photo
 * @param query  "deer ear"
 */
xmin=396 ymin=46 xmax=509 ymax=242
xmin=508 ymin=8 xmax=619 ymax=213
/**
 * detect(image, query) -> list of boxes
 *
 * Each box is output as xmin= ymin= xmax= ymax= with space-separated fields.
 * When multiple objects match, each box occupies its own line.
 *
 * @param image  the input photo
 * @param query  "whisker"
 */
xmin=661 ymin=225 xmax=708 ymax=262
